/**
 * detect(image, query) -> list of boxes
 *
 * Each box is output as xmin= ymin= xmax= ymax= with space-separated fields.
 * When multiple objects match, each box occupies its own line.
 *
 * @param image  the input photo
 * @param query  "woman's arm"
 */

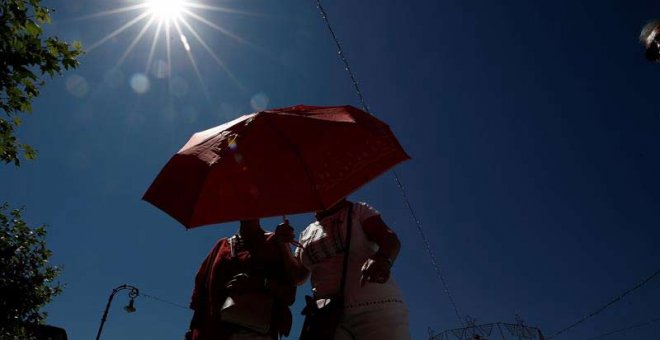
xmin=360 ymin=215 xmax=401 ymax=285
xmin=362 ymin=215 xmax=400 ymax=261
xmin=267 ymin=221 xmax=310 ymax=285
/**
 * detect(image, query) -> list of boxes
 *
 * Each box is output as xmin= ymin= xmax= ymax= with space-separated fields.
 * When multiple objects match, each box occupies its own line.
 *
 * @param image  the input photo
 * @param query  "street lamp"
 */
xmin=95 ymin=284 xmax=140 ymax=340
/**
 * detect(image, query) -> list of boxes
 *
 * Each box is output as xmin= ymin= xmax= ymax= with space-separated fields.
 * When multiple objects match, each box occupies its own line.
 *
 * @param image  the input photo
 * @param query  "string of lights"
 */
xmin=549 ymin=267 xmax=660 ymax=339
xmin=313 ymin=0 xmax=370 ymax=114
xmin=313 ymin=0 xmax=464 ymax=325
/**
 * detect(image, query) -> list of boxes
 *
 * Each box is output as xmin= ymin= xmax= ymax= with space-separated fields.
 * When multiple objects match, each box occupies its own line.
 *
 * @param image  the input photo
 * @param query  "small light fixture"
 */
xmin=123 ymin=298 xmax=136 ymax=313
xmin=96 ymin=284 xmax=139 ymax=340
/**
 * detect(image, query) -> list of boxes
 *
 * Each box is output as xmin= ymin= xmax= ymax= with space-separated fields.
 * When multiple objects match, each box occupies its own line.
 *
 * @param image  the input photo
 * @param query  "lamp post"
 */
xmin=95 ymin=284 xmax=140 ymax=340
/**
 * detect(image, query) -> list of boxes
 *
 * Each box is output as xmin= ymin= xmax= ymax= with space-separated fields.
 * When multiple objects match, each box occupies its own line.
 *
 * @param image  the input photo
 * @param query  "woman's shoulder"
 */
xmin=352 ymin=201 xmax=380 ymax=219
xmin=209 ymin=237 xmax=235 ymax=254
xmin=299 ymin=221 xmax=321 ymax=239
xmin=213 ymin=237 xmax=232 ymax=246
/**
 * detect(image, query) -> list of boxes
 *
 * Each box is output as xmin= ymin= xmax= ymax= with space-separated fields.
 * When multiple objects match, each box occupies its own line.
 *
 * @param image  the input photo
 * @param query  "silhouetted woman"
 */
xmin=285 ymin=199 xmax=411 ymax=340
xmin=185 ymin=219 xmax=296 ymax=340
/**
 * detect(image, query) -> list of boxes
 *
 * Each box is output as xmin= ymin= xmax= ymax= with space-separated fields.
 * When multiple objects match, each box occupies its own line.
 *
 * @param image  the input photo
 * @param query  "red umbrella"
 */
xmin=143 ymin=105 xmax=410 ymax=228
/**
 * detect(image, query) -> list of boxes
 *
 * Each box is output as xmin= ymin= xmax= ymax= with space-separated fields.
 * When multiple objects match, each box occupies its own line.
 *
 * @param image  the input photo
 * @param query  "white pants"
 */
xmin=333 ymin=301 xmax=411 ymax=340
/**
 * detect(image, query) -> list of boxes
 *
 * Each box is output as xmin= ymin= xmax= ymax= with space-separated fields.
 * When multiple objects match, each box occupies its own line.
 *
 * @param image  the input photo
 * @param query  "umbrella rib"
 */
xmin=260 ymin=113 xmax=327 ymax=211
xmin=188 ymin=166 xmax=213 ymax=228
xmin=187 ymin=119 xmax=253 ymax=227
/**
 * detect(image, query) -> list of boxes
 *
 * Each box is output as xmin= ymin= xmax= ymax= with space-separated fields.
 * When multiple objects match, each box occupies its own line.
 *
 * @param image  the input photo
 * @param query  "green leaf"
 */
xmin=35 ymin=7 xmax=51 ymax=24
xmin=19 ymin=101 xmax=32 ymax=113
xmin=24 ymin=21 xmax=41 ymax=37
xmin=22 ymin=145 xmax=37 ymax=160
xmin=72 ymin=40 xmax=83 ymax=51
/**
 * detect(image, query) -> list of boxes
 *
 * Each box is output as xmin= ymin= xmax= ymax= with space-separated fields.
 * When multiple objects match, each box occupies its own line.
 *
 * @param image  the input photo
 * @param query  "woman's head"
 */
xmin=315 ymin=198 xmax=350 ymax=220
xmin=240 ymin=219 xmax=260 ymax=227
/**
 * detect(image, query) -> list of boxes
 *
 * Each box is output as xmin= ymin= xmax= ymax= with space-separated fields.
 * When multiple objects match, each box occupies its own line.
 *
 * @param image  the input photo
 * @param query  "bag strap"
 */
xmin=229 ymin=235 xmax=239 ymax=259
xmin=189 ymin=239 xmax=223 ymax=327
xmin=229 ymin=233 xmax=270 ymax=284
xmin=338 ymin=203 xmax=353 ymax=296
xmin=205 ymin=239 xmax=224 ymax=289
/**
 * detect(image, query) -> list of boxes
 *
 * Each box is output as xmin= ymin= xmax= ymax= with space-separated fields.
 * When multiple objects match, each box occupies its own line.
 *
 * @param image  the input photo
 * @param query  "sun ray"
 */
xmin=165 ymin=20 xmax=173 ymax=90
xmin=173 ymin=20 xmax=211 ymax=101
xmin=184 ymin=3 xmax=261 ymax=17
xmin=75 ymin=4 xmax=148 ymax=21
xmin=116 ymin=16 xmax=157 ymax=67
xmin=182 ymin=8 xmax=246 ymax=44
xmin=87 ymin=11 xmax=151 ymax=52
xmin=177 ymin=17 xmax=244 ymax=90
xmin=145 ymin=20 xmax=165 ymax=73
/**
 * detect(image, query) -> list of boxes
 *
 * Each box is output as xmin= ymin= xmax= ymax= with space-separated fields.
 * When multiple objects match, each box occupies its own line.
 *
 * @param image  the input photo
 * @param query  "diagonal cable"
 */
xmin=549 ymin=267 xmax=660 ymax=339
xmin=314 ymin=0 xmax=370 ymax=114
xmin=141 ymin=292 xmax=190 ymax=311
xmin=585 ymin=316 xmax=660 ymax=340
xmin=313 ymin=0 xmax=464 ymax=325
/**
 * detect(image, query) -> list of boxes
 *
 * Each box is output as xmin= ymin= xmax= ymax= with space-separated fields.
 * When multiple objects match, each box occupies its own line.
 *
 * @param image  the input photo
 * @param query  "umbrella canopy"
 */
xmin=143 ymin=104 xmax=410 ymax=228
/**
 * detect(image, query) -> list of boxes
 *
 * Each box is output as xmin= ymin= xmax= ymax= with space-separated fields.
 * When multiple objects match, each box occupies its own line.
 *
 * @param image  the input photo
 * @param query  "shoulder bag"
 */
xmin=220 ymin=235 xmax=274 ymax=334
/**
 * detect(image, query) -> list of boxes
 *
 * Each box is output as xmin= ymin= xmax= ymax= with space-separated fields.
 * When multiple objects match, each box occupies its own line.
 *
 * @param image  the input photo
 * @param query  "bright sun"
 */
xmin=146 ymin=0 xmax=185 ymax=22
xmin=84 ymin=0 xmax=247 ymax=94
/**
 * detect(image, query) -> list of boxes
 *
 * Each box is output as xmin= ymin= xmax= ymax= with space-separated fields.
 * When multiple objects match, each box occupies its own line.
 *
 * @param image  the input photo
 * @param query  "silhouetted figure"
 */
xmin=288 ymin=199 xmax=411 ymax=340
xmin=185 ymin=219 xmax=297 ymax=340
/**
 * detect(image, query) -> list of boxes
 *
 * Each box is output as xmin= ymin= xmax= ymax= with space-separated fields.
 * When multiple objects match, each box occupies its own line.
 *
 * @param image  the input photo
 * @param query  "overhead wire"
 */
xmin=141 ymin=292 xmax=190 ymax=311
xmin=313 ymin=0 xmax=464 ymax=325
xmin=313 ymin=0 xmax=370 ymax=114
xmin=585 ymin=316 xmax=660 ymax=340
xmin=314 ymin=1 xmax=660 ymax=336
xmin=548 ymin=267 xmax=660 ymax=339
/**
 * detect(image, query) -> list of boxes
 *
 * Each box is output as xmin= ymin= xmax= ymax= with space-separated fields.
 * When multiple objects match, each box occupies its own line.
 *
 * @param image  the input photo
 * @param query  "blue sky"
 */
xmin=2 ymin=0 xmax=660 ymax=339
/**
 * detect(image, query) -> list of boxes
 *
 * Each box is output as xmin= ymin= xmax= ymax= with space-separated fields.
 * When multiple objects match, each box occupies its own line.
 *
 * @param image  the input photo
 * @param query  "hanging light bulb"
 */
xmin=124 ymin=298 xmax=136 ymax=313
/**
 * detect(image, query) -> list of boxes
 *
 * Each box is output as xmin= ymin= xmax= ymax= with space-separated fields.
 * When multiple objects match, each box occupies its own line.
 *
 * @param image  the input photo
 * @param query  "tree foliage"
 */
xmin=1 ymin=0 xmax=83 ymax=166
xmin=0 ymin=203 xmax=62 ymax=339
xmin=1 ymin=2 xmax=79 ymax=337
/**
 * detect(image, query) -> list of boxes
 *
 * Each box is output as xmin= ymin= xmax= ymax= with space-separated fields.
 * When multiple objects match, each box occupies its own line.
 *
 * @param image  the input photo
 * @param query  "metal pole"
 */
xmin=95 ymin=284 xmax=139 ymax=340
